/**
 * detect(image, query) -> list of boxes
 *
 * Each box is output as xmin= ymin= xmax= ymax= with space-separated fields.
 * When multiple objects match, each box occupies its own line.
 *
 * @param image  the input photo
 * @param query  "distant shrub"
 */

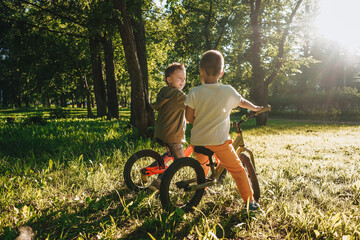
xmin=23 ymin=114 xmax=47 ymax=125
xmin=6 ymin=117 xmax=15 ymax=124
xmin=270 ymin=87 xmax=360 ymax=114
xmin=50 ymin=108 xmax=70 ymax=119
xmin=269 ymin=87 xmax=360 ymax=121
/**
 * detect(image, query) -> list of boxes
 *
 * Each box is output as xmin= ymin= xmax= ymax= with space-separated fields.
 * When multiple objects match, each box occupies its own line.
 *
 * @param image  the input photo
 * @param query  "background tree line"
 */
xmin=1 ymin=0 xmax=359 ymax=135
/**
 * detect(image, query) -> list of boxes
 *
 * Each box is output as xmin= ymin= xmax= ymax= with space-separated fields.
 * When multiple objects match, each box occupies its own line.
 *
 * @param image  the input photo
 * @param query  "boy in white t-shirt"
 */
xmin=185 ymin=50 xmax=263 ymax=211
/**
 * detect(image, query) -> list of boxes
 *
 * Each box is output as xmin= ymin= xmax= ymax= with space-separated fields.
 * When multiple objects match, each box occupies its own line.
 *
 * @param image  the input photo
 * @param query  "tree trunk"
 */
xmin=298 ymin=2 xmax=310 ymax=107
xmin=72 ymin=95 xmax=75 ymax=108
xmin=24 ymin=96 xmax=29 ymax=107
xmin=113 ymin=0 xmax=152 ymax=136
xmin=103 ymin=35 xmax=119 ymax=119
xmin=130 ymin=0 xmax=148 ymax=96
xmin=130 ymin=0 xmax=154 ymax=127
xmin=15 ymin=95 xmax=21 ymax=108
xmin=204 ymin=2 xmax=213 ymax=50
xmin=83 ymin=75 xmax=94 ymax=118
xmin=54 ymin=96 xmax=59 ymax=107
xmin=1 ymin=90 xmax=8 ymax=107
xmin=43 ymin=95 xmax=51 ymax=107
xmin=249 ymin=0 xmax=303 ymax=125
xmin=249 ymin=0 xmax=268 ymax=125
xmin=60 ymin=94 xmax=67 ymax=107
xmin=89 ymin=37 xmax=107 ymax=117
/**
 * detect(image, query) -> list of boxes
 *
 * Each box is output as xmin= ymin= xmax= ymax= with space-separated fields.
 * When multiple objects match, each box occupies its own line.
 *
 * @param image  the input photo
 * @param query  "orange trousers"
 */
xmin=192 ymin=140 xmax=253 ymax=203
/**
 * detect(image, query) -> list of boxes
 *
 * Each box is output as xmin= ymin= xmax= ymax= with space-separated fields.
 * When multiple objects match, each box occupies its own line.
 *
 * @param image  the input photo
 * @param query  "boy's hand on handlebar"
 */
xmin=254 ymin=104 xmax=271 ymax=115
xmin=253 ymin=106 xmax=264 ymax=112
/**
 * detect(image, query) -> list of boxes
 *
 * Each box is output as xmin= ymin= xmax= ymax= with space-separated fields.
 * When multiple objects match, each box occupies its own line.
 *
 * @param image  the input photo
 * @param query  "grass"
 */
xmin=0 ymin=108 xmax=359 ymax=239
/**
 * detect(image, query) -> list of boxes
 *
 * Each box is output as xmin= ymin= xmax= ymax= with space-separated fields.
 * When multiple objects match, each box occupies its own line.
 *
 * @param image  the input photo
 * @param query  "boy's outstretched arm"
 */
xmin=239 ymin=98 xmax=263 ymax=112
xmin=185 ymin=106 xmax=195 ymax=123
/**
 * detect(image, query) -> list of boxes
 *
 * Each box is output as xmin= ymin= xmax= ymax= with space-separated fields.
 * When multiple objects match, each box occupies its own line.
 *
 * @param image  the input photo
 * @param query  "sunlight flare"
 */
xmin=315 ymin=0 xmax=360 ymax=51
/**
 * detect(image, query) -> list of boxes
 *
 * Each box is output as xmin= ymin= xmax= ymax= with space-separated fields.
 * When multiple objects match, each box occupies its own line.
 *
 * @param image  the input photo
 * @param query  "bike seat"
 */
xmin=194 ymin=146 xmax=214 ymax=158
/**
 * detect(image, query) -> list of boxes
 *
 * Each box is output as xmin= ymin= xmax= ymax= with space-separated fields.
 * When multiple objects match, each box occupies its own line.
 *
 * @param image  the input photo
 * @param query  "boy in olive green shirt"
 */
xmin=152 ymin=62 xmax=187 ymax=158
xmin=147 ymin=63 xmax=187 ymax=190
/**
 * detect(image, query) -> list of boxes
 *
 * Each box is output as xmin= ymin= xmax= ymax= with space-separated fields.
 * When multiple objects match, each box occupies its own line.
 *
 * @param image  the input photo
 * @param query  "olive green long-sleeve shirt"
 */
xmin=152 ymin=86 xmax=186 ymax=144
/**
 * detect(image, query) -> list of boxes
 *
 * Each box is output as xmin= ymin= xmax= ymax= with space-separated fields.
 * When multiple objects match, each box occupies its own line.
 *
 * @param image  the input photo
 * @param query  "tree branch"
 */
xmin=0 ymin=15 xmax=88 ymax=39
xmin=16 ymin=0 xmax=87 ymax=28
xmin=249 ymin=0 xmax=263 ymax=73
xmin=204 ymin=1 xmax=213 ymax=49
xmin=265 ymin=0 xmax=303 ymax=86
xmin=214 ymin=0 xmax=240 ymax=49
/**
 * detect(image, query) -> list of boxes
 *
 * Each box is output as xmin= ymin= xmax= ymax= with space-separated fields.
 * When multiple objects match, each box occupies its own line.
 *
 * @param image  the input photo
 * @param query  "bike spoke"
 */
xmin=168 ymin=165 xmax=198 ymax=208
xmin=129 ymin=155 xmax=159 ymax=189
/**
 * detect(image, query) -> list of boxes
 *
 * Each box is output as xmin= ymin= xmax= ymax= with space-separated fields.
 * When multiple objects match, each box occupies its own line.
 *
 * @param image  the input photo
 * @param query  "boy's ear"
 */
xmin=199 ymin=68 xmax=205 ymax=77
xmin=166 ymin=76 xmax=171 ymax=85
xmin=219 ymin=69 xmax=225 ymax=78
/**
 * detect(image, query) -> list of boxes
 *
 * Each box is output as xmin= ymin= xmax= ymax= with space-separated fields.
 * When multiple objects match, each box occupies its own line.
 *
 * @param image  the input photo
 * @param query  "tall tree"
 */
xmin=113 ymin=0 xmax=153 ymax=136
xmin=83 ymin=75 xmax=94 ymax=117
xmin=103 ymin=34 xmax=119 ymax=119
xmin=129 ymin=0 xmax=154 ymax=127
xmin=89 ymin=37 xmax=107 ymax=117
xmin=248 ymin=0 xmax=303 ymax=125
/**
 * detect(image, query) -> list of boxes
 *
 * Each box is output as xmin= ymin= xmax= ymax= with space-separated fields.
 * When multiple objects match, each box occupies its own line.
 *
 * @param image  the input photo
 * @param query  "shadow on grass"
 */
xmin=123 ymin=205 xmax=206 ymax=240
xmin=1 ymin=188 xmax=149 ymax=239
xmin=123 ymin=199 xmax=258 ymax=239
xmin=1 ymin=188 xmax=202 ymax=239
xmin=1 ymin=186 xmax=260 ymax=240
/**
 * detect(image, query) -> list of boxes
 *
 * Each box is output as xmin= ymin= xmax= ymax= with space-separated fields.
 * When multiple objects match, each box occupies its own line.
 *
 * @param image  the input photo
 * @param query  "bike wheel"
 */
xmin=239 ymin=153 xmax=260 ymax=202
xmin=123 ymin=150 xmax=165 ymax=192
xmin=160 ymin=157 xmax=206 ymax=212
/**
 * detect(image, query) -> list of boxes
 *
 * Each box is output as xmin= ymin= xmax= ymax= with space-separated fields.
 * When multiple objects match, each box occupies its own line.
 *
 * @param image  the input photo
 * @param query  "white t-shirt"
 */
xmin=185 ymin=83 xmax=243 ymax=145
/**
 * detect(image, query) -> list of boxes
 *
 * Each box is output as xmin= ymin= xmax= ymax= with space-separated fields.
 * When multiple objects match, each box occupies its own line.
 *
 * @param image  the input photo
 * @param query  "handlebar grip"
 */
xmin=234 ymin=105 xmax=271 ymax=127
xmin=254 ymin=104 xmax=271 ymax=116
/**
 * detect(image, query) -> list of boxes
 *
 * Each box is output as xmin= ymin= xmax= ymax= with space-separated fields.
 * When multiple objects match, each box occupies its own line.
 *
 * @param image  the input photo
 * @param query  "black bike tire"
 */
xmin=160 ymin=157 xmax=206 ymax=212
xmin=239 ymin=153 xmax=260 ymax=202
xmin=123 ymin=149 xmax=165 ymax=192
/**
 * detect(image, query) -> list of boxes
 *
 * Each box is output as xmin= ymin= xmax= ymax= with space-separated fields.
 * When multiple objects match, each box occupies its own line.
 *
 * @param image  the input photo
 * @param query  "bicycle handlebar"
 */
xmin=248 ymin=105 xmax=271 ymax=117
xmin=234 ymin=105 xmax=271 ymax=126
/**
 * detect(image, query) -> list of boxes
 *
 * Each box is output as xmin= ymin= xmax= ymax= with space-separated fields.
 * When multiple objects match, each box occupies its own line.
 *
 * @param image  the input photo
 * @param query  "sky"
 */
xmin=315 ymin=0 xmax=360 ymax=52
xmin=154 ymin=0 xmax=165 ymax=8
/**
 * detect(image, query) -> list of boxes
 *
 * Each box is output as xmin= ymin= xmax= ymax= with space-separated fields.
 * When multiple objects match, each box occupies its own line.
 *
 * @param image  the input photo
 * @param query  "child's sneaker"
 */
xmin=245 ymin=201 xmax=260 ymax=211
xmin=148 ymin=178 xmax=161 ymax=191
xmin=140 ymin=171 xmax=149 ymax=183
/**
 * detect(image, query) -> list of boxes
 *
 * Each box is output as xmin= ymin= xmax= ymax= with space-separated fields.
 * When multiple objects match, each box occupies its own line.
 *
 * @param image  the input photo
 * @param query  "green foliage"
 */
xmin=144 ymin=3 xmax=176 ymax=102
xmin=0 ymin=0 xmax=95 ymax=108
xmin=165 ymin=0 xmax=249 ymax=91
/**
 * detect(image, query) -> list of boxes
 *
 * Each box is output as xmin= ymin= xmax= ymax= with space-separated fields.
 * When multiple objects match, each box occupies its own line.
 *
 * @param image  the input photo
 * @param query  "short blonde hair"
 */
xmin=200 ymin=50 xmax=224 ymax=77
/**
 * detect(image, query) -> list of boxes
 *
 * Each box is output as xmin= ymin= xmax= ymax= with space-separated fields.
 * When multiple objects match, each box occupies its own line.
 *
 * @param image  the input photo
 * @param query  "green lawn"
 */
xmin=0 ymin=108 xmax=359 ymax=239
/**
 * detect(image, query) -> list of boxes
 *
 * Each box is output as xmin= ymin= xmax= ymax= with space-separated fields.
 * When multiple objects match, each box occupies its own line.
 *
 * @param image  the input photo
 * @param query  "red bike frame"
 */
xmin=141 ymin=146 xmax=219 ymax=177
